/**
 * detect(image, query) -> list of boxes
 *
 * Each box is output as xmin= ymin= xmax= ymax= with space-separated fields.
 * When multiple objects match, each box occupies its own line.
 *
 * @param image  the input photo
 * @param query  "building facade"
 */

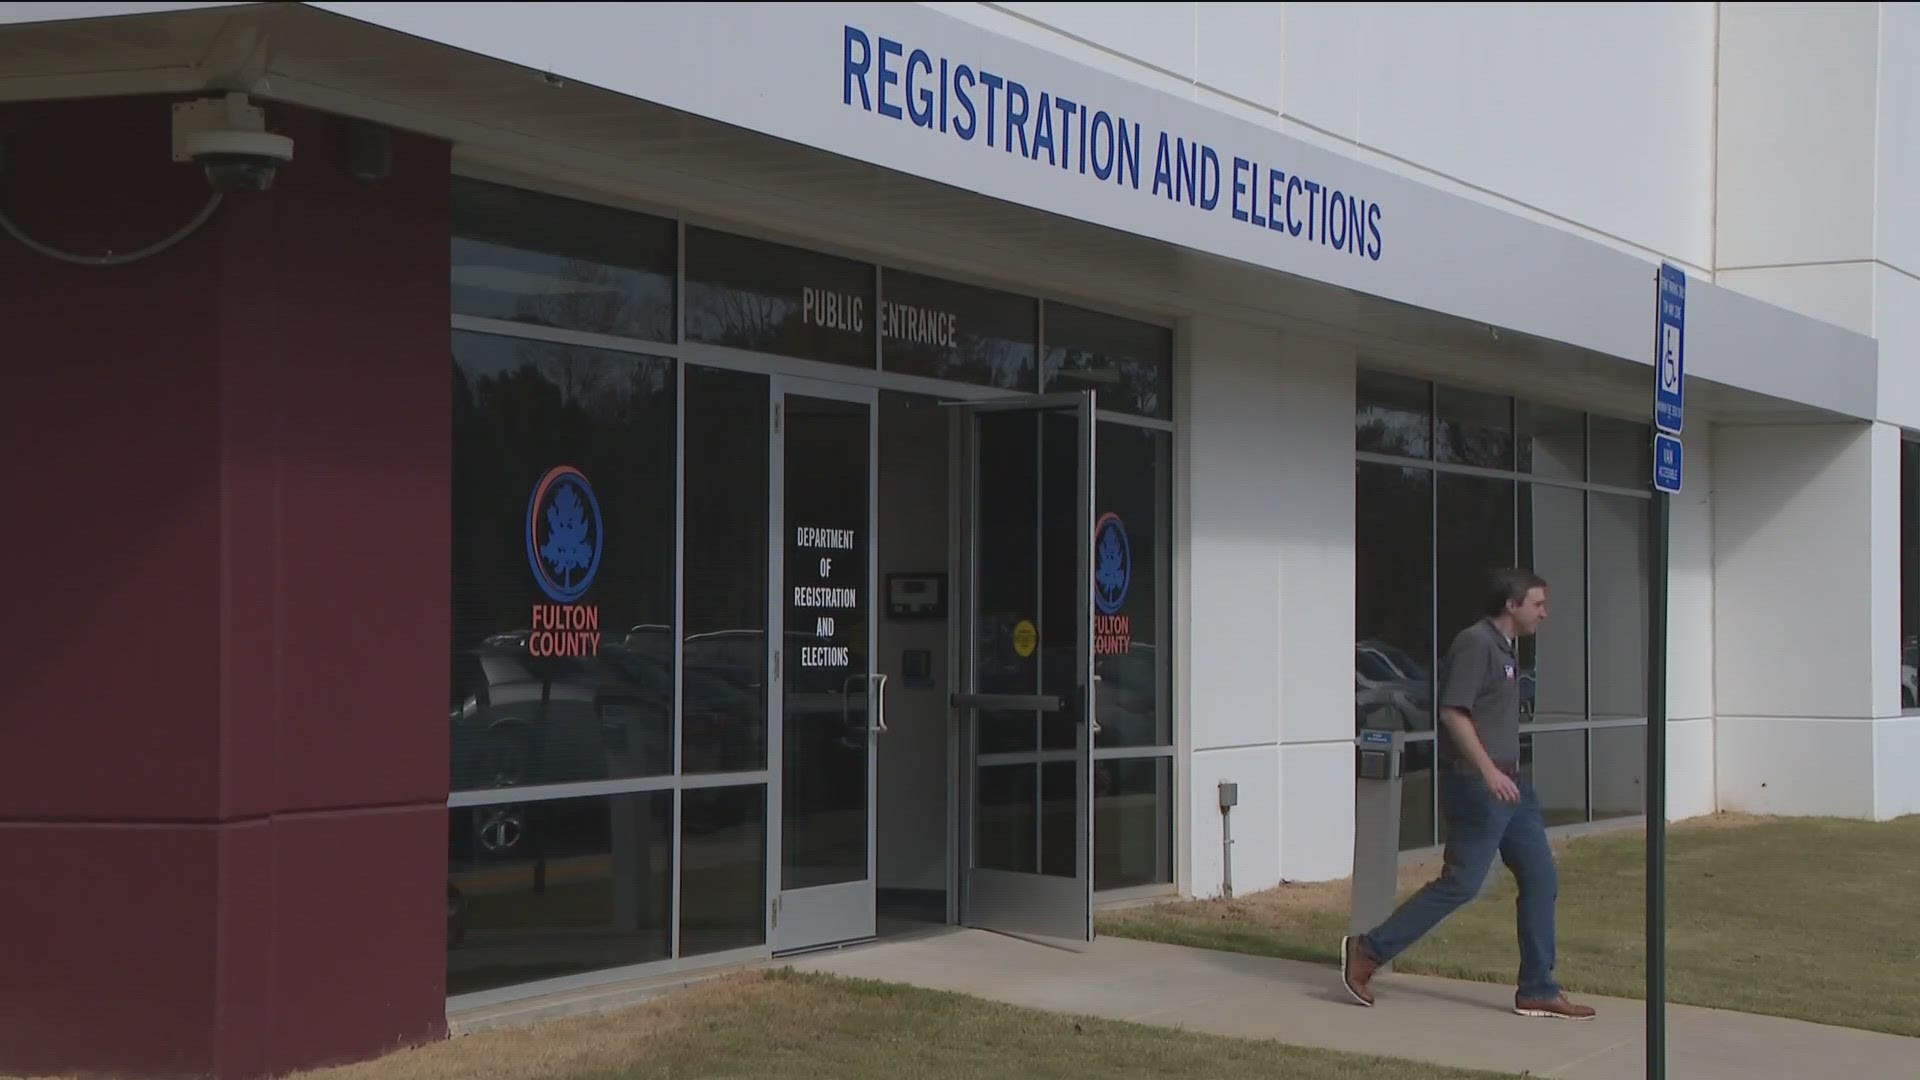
xmin=0 ymin=2 xmax=1912 ymax=1077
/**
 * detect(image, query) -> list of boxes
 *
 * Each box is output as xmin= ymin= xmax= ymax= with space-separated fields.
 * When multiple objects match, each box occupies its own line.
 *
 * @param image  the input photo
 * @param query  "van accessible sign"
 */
xmin=842 ymin=26 xmax=1385 ymax=264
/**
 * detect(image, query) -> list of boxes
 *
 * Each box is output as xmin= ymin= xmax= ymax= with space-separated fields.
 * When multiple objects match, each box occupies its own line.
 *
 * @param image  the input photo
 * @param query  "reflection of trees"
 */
xmin=687 ymin=285 xmax=793 ymax=350
xmin=451 ymin=338 xmax=677 ymax=655
xmin=515 ymin=256 xmax=673 ymax=341
xmin=1357 ymin=408 xmax=1429 ymax=458
xmin=1044 ymin=347 xmax=1164 ymax=417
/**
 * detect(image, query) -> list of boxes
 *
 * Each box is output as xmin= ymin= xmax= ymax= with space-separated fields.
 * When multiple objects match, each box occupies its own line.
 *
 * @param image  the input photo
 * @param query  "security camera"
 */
xmin=173 ymin=92 xmax=294 ymax=192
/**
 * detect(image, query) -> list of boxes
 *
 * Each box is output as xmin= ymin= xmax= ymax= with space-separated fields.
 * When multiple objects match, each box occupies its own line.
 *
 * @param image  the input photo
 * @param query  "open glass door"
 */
xmin=954 ymin=391 xmax=1096 ymax=947
xmin=771 ymin=379 xmax=880 ymax=954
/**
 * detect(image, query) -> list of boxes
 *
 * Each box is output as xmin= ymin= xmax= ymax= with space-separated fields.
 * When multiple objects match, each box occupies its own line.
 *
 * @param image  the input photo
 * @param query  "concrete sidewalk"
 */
xmin=783 ymin=929 xmax=1919 ymax=1079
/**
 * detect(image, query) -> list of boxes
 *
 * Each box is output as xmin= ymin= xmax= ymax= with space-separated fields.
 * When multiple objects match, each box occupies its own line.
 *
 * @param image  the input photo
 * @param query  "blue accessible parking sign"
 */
xmin=1654 ymin=433 xmax=1683 ymax=494
xmin=1655 ymin=263 xmax=1685 ymax=435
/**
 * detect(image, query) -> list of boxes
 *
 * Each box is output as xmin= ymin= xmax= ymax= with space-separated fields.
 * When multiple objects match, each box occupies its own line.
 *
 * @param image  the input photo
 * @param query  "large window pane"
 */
xmin=680 ymin=785 xmax=767 ymax=956
xmin=1436 ymin=385 xmax=1513 ymax=470
xmin=1042 ymin=302 xmax=1171 ymax=420
xmin=451 ymin=333 xmax=676 ymax=791
xmin=1523 ymin=729 xmax=1589 ymax=827
xmin=1589 ymin=493 xmax=1650 ymax=720
xmin=880 ymin=267 xmax=1037 ymax=391
xmin=1518 ymin=403 xmax=1585 ymax=481
xmin=450 ymin=177 xmax=675 ymax=343
xmin=1094 ymin=757 xmax=1171 ymax=889
xmin=1519 ymin=483 xmax=1586 ymax=725
xmin=685 ymin=227 xmax=875 ymax=368
xmin=1356 ymin=371 xmax=1431 ymax=459
xmin=1589 ymin=725 xmax=1647 ymax=820
xmin=1357 ymin=464 xmax=1434 ymax=733
xmin=682 ymin=368 xmax=769 ymax=774
xmin=1590 ymin=415 xmax=1653 ymax=489
xmin=447 ymin=791 xmax=672 ymax=995
xmin=1435 ymin=473 xmax=1516 ymax=661
xmin=1096 ymin=425 xmax=1171 ymax=748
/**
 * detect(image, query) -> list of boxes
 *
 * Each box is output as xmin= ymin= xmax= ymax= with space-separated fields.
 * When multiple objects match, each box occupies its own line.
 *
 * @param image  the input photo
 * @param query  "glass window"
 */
xmin=450 ymin=177 xmax=676 ymax=343
xmin=1589 ymin=725 xmax=1646 ymax=820
xmin=679 ymin=784 xmax=768 ymax=956
xmin=1589 ymin=492 xmax=1650 ymax=720
xmin=1436 ymin=385 xmax=1513 ymax=470
xmin=1435 ymin=473 xmax=1516 ymax=658
xmin=685 ymin=227 xmax=875 ymax=368
xmin=1094 ymin=757 xmax=1171 ymax=890
xmin=1357 ymin=371 xmax=1431 ymax=459
xmin=447 ymin=791 xmax=672 ymax=995
xmin=451 ymin=332 xmax=676 ymax=791
xmin=1523 ymin=729 xmax=1589 ymax=827
xmin=1356 ymin=464 xmax=1434 ymax=733
xmin=1095 ymin=425 xmax=1171 ymax=748
xmin=1520 ymin=483 xmax=1586 ymax=725
xmin=1042 ymin=302 xmax=1172 ymax=420
xmin=1518 ymin=403 xmax=1585 ymax=481
xmin=1590 ymin=415 xmax=1653 ymax=489
xmin=682 ymin=368 xmax=770 ymax=774
xmin=880 ymin=268 xmax=1038 ymax=391
xmin=1903 ymin=440 xmax=1919 ymax=710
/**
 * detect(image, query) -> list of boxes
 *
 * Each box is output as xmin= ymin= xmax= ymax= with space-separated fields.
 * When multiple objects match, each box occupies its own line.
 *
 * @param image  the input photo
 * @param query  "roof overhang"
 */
xmin=0 ymin=1 xmax=1879 ymax=426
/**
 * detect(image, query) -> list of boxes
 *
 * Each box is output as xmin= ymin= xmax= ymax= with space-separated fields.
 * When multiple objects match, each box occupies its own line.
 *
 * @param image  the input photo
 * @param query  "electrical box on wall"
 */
xmin=886 ymin=572 xmax=947 ymax=620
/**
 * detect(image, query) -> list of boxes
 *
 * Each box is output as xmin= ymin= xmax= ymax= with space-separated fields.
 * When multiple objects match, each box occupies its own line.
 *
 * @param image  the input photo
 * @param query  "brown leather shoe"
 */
xmin=1340 ymin=935 xmax=1379 ymax=1007
xmin=1514 ymin=993 xmax=1597 ymax=1020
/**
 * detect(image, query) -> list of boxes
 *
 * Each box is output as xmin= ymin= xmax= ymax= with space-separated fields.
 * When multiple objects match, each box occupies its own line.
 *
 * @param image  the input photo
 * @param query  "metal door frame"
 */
xmin=952 ymin=390 xmax=1097 ymax=947
xmin=769 ymin=375 xmax=882 ymax=955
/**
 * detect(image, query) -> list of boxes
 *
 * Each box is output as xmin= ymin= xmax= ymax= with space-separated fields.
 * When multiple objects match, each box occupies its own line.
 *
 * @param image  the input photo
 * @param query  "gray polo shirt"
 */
xmin=1437 ymin=618 xmax=1521 ymax=771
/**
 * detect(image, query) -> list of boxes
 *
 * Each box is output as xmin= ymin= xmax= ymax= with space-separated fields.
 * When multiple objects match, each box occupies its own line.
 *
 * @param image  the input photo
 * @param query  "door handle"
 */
xmin=872 ymin=673 xmax=889 ymax=734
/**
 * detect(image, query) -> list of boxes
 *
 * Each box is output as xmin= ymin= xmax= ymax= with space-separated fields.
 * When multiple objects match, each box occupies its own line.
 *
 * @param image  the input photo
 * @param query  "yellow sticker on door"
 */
xmin=1013 ymin=619 xmax=1037 ymax=658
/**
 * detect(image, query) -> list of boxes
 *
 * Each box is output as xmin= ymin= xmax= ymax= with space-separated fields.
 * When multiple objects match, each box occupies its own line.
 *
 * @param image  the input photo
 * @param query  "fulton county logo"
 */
xmin=525 ymin=465 xmax=603 ymax=604
xmin=1094 ymin=513 xmax=1131 ymax=617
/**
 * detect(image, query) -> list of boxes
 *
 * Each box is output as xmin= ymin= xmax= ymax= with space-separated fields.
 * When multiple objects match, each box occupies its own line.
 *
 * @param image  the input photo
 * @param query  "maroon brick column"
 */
xmin=0 ymin=96 xmax=451 ymax=1078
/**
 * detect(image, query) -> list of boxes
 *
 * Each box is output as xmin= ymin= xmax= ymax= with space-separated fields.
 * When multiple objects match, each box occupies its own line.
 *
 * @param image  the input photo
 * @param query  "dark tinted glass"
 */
xmin=450 ymin=177 xmax=675 ymax=342
xmin=1435 ymin=473 xmax=1515 ymax=696
xmin=680 ymin=784 xmax=767 ymax=956
xmin=975 ymin=764 xmax=1036 ymax=874
xmin=1436 ymin=384 xmax=1513 ymax=469
xmin=1095 ymin=426 xmax=1170 ymax=748
xmin=1589 ymin=492 xmax=1650 ymax=720
xmin=1356 ymin=371 xmax=1431 ymax=458
xmin=1519 ymin=483 xmax=1586 ymax=725
xmin=1590 ymin=415 xmax=1653 ymax=489
xmin=1357 ymin=464 xmax=1434 ymax=733
xmin=1401 ymin=737 xmax=1437 ymax=850
xmin=1518 ymin=402 xmax=1585 ymax=481
xmin=881 ymin=268 xmax=1037 ymax=391
xmin=451 ymin=332 xmax=676 ymax=790
xmin=973 ymin=410 xmax=1039 ymax=756
xmin=1094 ymin=757 xmax=1171 ymax=889
xmin=1042 ymin=302 xmax=1172 ymax=420
xmin=447 ymin=792 xmax=671 ymax=995
xmin=685 ymin=227 xmax=874 ymax=368
xmin=682 ymin=367 xmax=769 ymax=774
xmin=782 ymin=395 xmax=873 ymax=891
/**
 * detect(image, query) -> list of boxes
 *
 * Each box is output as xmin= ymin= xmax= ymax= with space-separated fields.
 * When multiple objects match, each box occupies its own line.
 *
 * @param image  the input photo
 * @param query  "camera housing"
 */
xmin=172 ymin=93 xmax=294 ymax=192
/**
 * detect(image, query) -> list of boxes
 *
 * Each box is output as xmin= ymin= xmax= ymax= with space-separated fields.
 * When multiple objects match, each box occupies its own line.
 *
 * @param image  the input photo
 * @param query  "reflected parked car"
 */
xmin=1355 ymin=639 xmax=1431 ymax=731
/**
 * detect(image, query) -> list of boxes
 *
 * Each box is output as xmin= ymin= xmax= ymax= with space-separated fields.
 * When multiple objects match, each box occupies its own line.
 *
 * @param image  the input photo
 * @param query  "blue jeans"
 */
xmin=1360 ymin=767 xmax=1562 ymax=1001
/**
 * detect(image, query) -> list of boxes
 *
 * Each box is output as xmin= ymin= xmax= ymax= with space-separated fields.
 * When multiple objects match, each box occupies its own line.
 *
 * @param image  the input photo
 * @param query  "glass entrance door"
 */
xmin=771 ymin=379 xmax=880 ymax=953
xmin=955 ymin=391 xmax=1097 ymax=946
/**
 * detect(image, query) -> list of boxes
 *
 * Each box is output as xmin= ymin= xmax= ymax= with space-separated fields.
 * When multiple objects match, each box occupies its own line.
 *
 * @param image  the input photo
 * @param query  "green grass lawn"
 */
xmin=282 ymin=971 xmax=1520 ymax=1080
xmin=1101 ymin=814 xmax=1920 ymax=1037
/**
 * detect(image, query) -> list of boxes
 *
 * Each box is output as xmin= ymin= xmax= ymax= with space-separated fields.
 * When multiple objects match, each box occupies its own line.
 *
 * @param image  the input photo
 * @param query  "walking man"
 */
xmin=1342 ymin=568 xmax=1596 ymax=1020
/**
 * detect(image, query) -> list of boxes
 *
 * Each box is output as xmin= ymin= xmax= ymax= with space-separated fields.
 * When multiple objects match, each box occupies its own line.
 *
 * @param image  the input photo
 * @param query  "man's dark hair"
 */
xmin=1484 ymin=567 xmax=1549 ymax=617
